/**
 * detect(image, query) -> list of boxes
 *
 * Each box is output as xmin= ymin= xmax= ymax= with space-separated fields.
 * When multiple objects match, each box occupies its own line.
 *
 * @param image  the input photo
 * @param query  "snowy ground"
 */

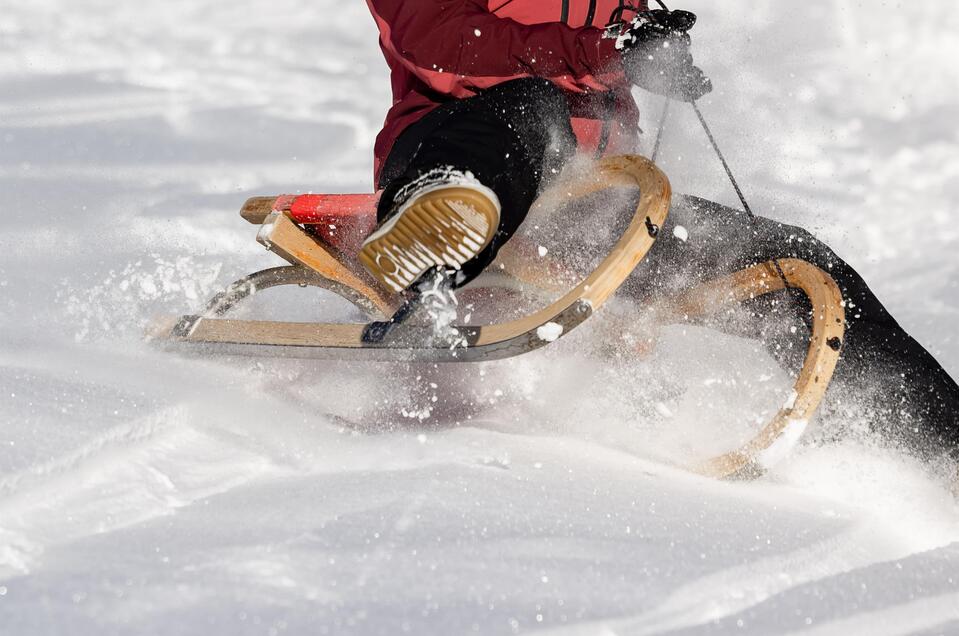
xmin=2 ymin=1 xmax=959 ymax=634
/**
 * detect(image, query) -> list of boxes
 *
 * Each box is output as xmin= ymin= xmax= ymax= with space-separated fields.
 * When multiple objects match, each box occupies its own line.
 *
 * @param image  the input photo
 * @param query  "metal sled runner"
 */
xmin=151 ymin=155 xmax=846 ymax=479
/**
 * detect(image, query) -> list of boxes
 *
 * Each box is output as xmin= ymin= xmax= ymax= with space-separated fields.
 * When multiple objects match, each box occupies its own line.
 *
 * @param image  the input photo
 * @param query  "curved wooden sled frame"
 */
xmin=192 ymin=265 xmax=384 ymax=319
xmin=155 ymin=155 xmax=671 ymax=362
xmin=151 ymin=154 xmax=846 ymax=479
xmin=651 ymin=258 xmax=845 ymax=479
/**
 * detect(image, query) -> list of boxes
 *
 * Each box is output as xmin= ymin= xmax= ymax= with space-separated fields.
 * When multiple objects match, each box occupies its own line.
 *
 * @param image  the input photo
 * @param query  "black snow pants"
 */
xmin=637 ymin=195 xmax=959 ymax=460
xmin=378 ymin=78 xmax=577 ymax=285
xmin=378 ymin=77 xmax=959 ymax=460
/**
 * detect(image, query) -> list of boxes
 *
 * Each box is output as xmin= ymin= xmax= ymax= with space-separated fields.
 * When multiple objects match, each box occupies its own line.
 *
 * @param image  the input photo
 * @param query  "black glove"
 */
xmin=616 ymin=9 xmax=712 ymax=102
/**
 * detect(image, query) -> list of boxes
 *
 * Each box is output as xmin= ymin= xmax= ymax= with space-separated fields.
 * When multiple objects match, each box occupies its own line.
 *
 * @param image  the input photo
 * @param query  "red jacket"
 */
xmin=366 ymin=0 xmax=647 ymax=183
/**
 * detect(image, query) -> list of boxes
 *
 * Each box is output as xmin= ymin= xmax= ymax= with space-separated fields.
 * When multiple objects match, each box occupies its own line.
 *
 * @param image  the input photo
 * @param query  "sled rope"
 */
xmin=690 ymin=100 xmax=791 ymax=289
xmin=648 ymin=0 xmax=791 ymax=289
xmin=651 ymin=96 xmax=791 ymax=288
xmin=651 ymin=96 xmax=670 ymax=163
xmin=690 ymin=103 xmax=754 ymax=218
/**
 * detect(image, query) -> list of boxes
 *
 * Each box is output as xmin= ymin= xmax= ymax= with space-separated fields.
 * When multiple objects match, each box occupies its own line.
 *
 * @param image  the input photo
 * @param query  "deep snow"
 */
xmin=2 ymin=1 xmax=959 ymax=634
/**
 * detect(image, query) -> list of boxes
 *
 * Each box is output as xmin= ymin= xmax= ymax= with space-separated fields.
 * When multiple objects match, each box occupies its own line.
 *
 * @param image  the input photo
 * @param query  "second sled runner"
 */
xmin=150 ymin=154 xmax=846 ymax=479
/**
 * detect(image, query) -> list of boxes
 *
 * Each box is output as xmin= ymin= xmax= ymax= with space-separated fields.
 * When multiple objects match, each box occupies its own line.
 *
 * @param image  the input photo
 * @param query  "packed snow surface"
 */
xmin=2 ymin=1 xmax=959 ymax=634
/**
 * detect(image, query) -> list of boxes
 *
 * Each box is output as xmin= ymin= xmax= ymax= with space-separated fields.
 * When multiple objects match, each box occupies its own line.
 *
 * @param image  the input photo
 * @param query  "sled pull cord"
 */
xmin=689 ymin=101 xmax=791 ymax=288
xmin=648 ymin=0 xmax=791 ymax=288
xmin=690 ymin=102 xmax=754 ymax=218
xmin=651 ymin=96 xmax=670 ymax=163
xmin=647 ymin=0 xmax=757 ymax=218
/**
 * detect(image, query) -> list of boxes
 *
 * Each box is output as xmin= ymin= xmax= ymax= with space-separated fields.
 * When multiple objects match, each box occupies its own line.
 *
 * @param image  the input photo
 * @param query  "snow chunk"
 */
xmin=538 ymin=245 xmax=548 ymax=257
xmin=654 ymin=402 xmax=674 ymax=418
xmin=138 ymin=276 xmax=158 ymax=296
xmin=536 ymin=322 xmax=564 ymax=342
xmin=473 ymin=28 xmax=482 ymax=37
xmin=673 ymin=225 xmax=689 ymax=242
xmin=757 ymin=419 xmax=809 ymax=469
xmin=783 ymin=389 xmax=799 ymax=410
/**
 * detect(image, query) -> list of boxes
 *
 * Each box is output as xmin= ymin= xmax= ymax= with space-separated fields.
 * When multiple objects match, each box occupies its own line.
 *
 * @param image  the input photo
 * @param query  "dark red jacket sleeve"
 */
xmin=366 ymin=0 xmax=627 ymax=98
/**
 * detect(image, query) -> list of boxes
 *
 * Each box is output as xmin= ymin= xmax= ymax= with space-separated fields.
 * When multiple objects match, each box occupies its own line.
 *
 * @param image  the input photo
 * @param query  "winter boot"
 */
xmin=359 ymin=171 xmax=501 ymax=292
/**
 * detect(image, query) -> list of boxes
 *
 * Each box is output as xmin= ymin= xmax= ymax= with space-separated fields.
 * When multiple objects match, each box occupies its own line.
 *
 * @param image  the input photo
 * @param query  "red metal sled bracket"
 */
xmin=242 ymin=193 xmax=380 ymax=253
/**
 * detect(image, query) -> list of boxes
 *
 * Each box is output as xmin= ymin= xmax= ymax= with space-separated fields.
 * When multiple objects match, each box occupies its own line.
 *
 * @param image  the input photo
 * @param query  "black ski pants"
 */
xmin=638 ymin=195 xmax=959 ymax=460
xmin=378 ymin=78 xmax=576 ymax=285
xmin=378 ymin=78 xmax=959 ymax=460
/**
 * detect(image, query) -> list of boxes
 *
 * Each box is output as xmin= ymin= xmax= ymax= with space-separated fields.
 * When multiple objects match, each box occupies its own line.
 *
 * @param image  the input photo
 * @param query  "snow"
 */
xmin=2 ymin=1 xmax=959 ymax=634
xmin=536 ymin=322 xmax=564 ymax=343
xmin=783 ymin=389 xmax=799 ymax=411
xmin=756 ymin=419 xmax=808 ymax=470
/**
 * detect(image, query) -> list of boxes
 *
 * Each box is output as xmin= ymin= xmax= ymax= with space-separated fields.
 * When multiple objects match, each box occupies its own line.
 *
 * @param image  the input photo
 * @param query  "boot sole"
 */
xmin=359 ymin=187 xmax=500 ymax=292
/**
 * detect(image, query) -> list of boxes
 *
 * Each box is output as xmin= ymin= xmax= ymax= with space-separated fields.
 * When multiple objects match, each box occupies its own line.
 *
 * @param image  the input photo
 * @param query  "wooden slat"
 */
xmin=189 ymin=318 xmax=366 ymax=348
xmin=240 ymin=196 xmax=277 ymax=224
xmin=157 ymin=298 xmax=594 ymax=362
xmin=257 ymin=212 xmax=398 ymax=318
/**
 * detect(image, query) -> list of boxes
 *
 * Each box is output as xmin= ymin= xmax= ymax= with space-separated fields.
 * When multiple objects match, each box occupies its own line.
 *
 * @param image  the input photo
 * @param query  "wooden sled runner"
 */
xmin=150 ymin=154 xmax=845 ymax=479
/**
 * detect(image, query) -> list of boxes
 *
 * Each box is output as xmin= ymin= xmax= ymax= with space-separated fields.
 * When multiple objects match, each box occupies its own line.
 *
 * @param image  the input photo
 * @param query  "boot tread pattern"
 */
xmin=360 ymin=187 xmax=499 ymax=292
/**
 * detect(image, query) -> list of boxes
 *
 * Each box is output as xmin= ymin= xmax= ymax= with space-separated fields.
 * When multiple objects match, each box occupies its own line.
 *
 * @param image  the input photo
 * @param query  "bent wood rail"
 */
xmin=650 ymin=258 xmax=846 ymax=480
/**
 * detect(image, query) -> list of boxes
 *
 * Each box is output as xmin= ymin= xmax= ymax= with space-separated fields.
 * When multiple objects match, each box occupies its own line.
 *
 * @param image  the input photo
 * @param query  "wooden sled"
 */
xmin=150 ymin=154 xmax=845 ymax=479
xmin=154 ymin=155 xmax=671 ymax=362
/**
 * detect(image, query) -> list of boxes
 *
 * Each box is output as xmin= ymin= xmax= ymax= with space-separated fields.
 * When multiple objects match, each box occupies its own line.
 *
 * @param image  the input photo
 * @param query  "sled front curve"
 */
xmin=157 ymin=155 xmax=671 ymax=361
xmin=159 ymin=265 xmax=386 ymax=340
xmin=652 ymin=258 xmax=846 ymax=480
